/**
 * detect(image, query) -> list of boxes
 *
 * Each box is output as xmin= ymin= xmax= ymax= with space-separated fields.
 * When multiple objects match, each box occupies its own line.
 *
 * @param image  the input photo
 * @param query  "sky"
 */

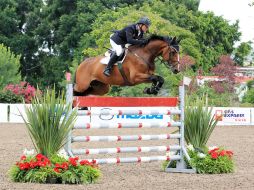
xmin=198 ymin=0 xmax=254 ymax=44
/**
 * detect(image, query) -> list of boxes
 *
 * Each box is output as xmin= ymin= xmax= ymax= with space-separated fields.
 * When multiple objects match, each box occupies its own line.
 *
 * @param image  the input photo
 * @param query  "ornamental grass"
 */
xmin=20 ymin=88 xmax=77 ymax=157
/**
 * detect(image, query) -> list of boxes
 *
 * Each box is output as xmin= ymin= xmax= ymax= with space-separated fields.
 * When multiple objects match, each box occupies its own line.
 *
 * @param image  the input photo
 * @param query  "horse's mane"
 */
xmin=147 ymin=34 xmax=171 ymax=44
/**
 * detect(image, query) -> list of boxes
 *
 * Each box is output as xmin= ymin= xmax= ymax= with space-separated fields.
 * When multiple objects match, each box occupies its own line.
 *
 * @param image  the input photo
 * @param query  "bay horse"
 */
xmin=74 ymin=35 xmax=181 ymax=96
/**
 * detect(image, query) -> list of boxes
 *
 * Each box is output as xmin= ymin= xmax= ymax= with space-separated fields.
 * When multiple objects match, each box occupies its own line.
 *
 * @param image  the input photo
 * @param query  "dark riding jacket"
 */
xmin=111 ymin=24 xmax=145 ymax=46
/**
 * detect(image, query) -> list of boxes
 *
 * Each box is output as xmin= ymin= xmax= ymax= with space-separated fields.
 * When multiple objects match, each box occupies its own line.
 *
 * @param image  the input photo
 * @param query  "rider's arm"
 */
xmin=125 ymin=28 xmax=144 ymax=45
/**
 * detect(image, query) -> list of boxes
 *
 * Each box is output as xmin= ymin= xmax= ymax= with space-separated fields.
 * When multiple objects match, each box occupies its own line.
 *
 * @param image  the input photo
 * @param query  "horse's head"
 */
xmin=161 ymin=36 xmax=181 ymax=74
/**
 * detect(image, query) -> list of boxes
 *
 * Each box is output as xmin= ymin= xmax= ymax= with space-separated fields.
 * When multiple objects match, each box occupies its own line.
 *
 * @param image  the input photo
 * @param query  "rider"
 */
xmin=103 ymin=17 xmax=151 ymax=77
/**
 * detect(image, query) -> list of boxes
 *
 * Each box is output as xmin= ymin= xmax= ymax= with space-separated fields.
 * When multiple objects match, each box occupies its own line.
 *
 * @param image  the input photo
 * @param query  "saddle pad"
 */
xmin=100 ymin=57 xmax=120 ymax=65
xmin=100 ymin=50 xmax=127 ymax=65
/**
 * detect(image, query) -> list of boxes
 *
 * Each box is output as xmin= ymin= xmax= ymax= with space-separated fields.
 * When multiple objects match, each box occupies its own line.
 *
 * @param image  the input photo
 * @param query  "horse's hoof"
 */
xmin=143 ymin=87 xmax=149 ymax=94
xmin=144 ymin=87 xmax=153 ymax=94
xmin=153 ymin=90 xmax=159 ymax=95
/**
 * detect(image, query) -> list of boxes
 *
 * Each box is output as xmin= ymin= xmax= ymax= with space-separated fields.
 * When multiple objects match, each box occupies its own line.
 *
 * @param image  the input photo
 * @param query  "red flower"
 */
xmin=19 ymin=163 xmax=30 ymax=170
xmin=208 ymin=148 xmax=219 ymax=154
xmin=54 ymin=168 xmax=60 ymax=173
xmin=20 ymin=155 xmax=26 ymax=160
xmin=29 ymin=161 xmax=36 ymax=168
xmin=211 ymin=152 xmax=219 ymax=159
xmin=69 ymin=157 xmax=79 ymax=166
xmin=36 ymin=153 xmax=45 ymax=161
xmin=61 ymin=162 xmax=69 ymax=170
xmin=219 ymin=150 xmax=226 ymax=156
xmin=226 ymin=150 xmax=233 ymax=158
xmin=80 ymin=160 xmax=91 ymax=166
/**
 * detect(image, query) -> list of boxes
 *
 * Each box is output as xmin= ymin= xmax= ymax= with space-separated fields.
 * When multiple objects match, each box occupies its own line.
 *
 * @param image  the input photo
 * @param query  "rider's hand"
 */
xmin=141 ymin=39 xmax=148 ymax=46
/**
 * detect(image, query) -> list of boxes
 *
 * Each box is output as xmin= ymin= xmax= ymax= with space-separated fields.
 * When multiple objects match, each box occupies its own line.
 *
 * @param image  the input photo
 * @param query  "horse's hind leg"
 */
xmin=73 ymin=80 xmax=91 ymax=96
xmin=89 ymin=81 xmax=110 ymax=96
xmin=89 ymin=85 xmax=110 ymax=96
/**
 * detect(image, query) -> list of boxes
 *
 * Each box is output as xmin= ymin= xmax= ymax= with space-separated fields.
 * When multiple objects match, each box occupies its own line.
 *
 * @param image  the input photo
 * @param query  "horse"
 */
xmin=74 ymin=35 xmax=181 ymax=96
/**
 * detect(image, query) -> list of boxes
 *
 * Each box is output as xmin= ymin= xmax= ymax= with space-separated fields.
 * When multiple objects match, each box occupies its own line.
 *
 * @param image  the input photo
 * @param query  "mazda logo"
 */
xmin=99 ymin=108 xmax=114 ymax=120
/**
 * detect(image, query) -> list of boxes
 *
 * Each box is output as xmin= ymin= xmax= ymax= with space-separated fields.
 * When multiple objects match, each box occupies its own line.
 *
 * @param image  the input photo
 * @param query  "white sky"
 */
xmin=199 ymin=0 xmax=254 ymax=44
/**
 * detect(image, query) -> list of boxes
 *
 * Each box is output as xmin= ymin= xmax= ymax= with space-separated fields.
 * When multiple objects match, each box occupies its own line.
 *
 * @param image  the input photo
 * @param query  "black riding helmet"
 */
xmin=137 ymin=17 xmax=151 ymax=27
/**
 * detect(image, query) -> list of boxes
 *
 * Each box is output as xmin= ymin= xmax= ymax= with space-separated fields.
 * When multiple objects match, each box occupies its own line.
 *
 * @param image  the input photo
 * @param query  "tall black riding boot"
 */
xmin=103 ymin=52 xmax=119 ymax=77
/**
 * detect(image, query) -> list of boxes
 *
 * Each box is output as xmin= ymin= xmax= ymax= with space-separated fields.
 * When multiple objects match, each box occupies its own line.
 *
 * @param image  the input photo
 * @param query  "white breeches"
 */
xmin=110 ymin=39 xmax=124 ymax=56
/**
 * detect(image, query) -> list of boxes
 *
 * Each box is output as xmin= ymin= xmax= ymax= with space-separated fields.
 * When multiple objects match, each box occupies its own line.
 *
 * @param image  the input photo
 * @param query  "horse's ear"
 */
xmin=177 ymin=38 xmax=181 ymax=44
xmin=171 ymin=36 xmax=176 ymax=45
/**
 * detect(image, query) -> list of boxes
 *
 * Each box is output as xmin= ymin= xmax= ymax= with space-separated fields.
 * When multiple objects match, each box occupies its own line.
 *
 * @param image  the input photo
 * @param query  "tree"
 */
xmin=234 ymin=41 xmax=252 ymax=66
xmin=0 ymin=44 xmax=21 ymax=89
xmin=81 ymin=5 xmax=199 ymax=58
xmin=0 ymin=0 xmax=45 ymax=86
xmin=1 ymin=0 xmax=146 ymax=90
xmin=170 ymin=0 xmax=200 ymax=11
xmin=148 ymin=0 xmax=241 ymax=71
xmin=210 ymin=55 xmax=237 ymax=93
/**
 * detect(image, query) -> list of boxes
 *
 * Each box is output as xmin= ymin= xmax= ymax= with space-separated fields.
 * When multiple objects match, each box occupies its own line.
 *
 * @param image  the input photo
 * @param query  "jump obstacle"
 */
xmin=65 ymin=81 xmax=195 ymax=173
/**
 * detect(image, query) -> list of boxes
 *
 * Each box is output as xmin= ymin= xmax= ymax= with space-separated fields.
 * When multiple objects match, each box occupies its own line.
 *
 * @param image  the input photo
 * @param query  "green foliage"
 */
xmin=0 ymin=44 xmax=21 ymax=89
xmin=21 ymin=88 xmax=77 ymax=157
xmin=149 ymin=0 xmax=240 ymax=71
xmin=234 ymin=41 xmax=252 ymax=66
xmin=242 ymin=88 xmax=254 ymax=104
xmin=81 ymin=5 xmax=198 ymax=59
xmin=0 ymin=0 xmax=44 ymax=86
xmin=0 ymin=90 xmax=22 ymax=103
xmin=191 ymin=84 xmax=239 ymax=107
xmin=184 ymin=95 xmax=218 ymax=150
xmin=247 ymin=80 xmax=254 ymax=89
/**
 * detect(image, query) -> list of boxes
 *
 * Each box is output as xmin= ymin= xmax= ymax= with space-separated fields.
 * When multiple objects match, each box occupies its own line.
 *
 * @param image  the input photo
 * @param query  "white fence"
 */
xmin=0 ymin=103 xmax=253 ymax=126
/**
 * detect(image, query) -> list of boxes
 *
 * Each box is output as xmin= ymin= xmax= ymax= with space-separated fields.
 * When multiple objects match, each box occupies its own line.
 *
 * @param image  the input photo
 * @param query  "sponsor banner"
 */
xmin=90 ymin=107 xmax=178 ymax=124
xmin=0 ymin=104 xmax=8 ymax=123
xmin=212 ymin=107 xmax=251 ymax=126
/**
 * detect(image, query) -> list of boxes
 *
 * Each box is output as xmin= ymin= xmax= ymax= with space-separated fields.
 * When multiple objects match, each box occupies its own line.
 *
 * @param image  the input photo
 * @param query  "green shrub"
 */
xmin=242 ymin=88 xmax=254 ymax=104
xmin=0 ymin=90 xmax=22 ymax=103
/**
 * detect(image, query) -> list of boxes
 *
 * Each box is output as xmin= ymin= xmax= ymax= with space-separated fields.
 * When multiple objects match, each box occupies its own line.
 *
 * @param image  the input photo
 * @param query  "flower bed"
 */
xmin=189 ymin=146 xmax=234 ymax=174
xmin=9 ymin=151 xmax=101 ymax=184
xmin=163 ymin=145 xmax=234 ymax=174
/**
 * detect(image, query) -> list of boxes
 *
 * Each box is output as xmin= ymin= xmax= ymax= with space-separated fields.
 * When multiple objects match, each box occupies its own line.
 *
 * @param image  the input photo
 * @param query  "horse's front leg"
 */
xmin=131 ymin=73 xmax=164 ymax=95
xmin=144 ymin=75 xmax=164 ymax=95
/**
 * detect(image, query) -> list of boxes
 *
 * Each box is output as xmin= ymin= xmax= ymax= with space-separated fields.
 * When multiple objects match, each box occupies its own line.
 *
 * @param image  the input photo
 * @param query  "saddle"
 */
xmin=100 ymin=49 xmax=127 ymax=65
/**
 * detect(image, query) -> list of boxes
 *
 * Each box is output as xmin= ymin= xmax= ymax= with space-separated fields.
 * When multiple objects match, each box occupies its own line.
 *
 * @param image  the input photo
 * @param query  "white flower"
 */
xmin=58 ymin=149 xmax=69 ymax=159
xmin=23 ymin=148 xmax=35 ymax=156
xmin=208 ymin=146 xmax=218 ymax=151
xmin=187 ymin=144 xmax=194 ymax=151
xmin=197 ymin=152 xmax=206 ymax=158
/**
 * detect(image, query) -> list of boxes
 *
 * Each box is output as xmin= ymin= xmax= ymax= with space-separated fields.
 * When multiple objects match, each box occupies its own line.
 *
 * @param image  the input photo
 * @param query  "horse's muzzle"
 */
xmin=169 ymin=61 xmax=180 ymax=74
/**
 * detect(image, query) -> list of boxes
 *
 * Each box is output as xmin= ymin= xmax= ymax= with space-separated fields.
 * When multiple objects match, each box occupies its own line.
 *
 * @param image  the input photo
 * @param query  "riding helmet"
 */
xmin=137 ymin=17 xmax=151 ymax=27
